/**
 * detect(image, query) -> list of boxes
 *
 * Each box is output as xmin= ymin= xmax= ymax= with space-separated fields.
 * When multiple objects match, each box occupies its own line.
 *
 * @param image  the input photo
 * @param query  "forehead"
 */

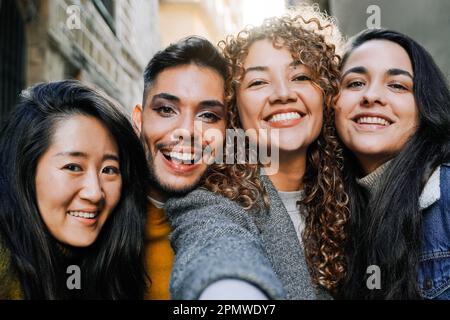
xmin=343 ymin=39 xmax=413 ymax=73
xmin=244 ymin=39 xmax=293 ymax=66
xmin=50 ymin=115 xmax=117 ymax=152
xmin=148 ymin=64 xmax=224 ymax=103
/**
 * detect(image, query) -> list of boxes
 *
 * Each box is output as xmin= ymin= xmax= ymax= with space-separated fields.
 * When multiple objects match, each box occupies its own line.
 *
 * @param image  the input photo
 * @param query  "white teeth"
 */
xmin=68 ymin=211 xmax=98 ymax=219
xmin=269 ymin=112 xmax=301 ymax=122
xmin=168 ymin=151 xmax=195 ymax=161
xmin=356 ymin=116 xmax=391 ymax=126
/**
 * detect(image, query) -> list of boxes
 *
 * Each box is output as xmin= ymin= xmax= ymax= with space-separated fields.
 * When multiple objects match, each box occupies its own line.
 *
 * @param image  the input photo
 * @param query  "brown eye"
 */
xmin=198 ymin=112 xmax=221 ymax=123
xmin=293 ymin=74 xmax=311 ymax=81
xmin=63 ymin=164 xmax=82 ymax=172
xmin=102 ymin=166 xmax=120 ymax=175
xmin=388 ymin=83 xmax=408 ymax=91
xmin=153 ymin=106 xmax=176 ymax=117
xmin=347 ymin=81 xmax=365 ymax=89
xmin=248 ymin=80 xmax=267 ymax=88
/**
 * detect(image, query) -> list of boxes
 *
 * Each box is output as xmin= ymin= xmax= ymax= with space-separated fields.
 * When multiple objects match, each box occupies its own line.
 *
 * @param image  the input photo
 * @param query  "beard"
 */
xmin=140 ymin=134 xmax=205 ymax=197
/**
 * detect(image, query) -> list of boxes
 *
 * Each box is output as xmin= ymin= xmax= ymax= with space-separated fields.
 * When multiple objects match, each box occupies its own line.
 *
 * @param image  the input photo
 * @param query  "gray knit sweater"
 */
xmin=165 ymin=174 xmax=329 ymax=300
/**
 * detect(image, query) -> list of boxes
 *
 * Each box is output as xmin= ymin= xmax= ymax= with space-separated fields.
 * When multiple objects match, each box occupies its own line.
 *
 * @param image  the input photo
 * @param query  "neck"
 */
xmin=356 ymin=159 xmax=394 ymax=195
xmin=358 ymin=154 xmax=393 ymax=175
xmin=148 ymin=188 xmax=167 ymax=202
xmin=267 ymin=150 xmax=307 ymax=192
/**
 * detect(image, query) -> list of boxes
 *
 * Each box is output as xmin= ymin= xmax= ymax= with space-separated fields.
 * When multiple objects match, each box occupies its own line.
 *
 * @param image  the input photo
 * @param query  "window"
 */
xmin=93 ymin=0 xmax=116 ymax=34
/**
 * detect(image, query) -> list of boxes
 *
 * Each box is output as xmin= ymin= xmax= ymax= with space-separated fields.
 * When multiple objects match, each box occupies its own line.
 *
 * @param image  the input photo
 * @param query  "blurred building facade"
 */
xmin=159 ymin=0 xmax=243 ymax=47
xmin=328 ymin=0 xmax=450 ymax=81
xmin=285 ymin=0 xmax=450 ymax=80
xmin=0 ymin=0 xmax=160 ymax=123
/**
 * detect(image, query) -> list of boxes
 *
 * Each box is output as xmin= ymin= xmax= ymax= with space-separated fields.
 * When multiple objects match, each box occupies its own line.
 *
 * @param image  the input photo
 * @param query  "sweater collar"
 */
xmin=356 ymin=160 xmax=393 ymax=195
xmin=356 ymin=160 xmax=441 ymax=210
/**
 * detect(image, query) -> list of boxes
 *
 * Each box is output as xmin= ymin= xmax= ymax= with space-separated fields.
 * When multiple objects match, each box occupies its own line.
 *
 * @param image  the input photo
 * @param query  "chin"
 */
xmin=275 ymin=140 xmax=310 ymax=153
xmin=63 ymin=235 xmax=98 ymax=248
xmin=352 ymin=142 xmax=389 ymax=155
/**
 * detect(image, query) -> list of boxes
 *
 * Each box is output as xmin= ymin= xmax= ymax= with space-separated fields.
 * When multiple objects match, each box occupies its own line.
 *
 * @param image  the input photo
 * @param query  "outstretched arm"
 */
xmin=165 ymin=188 xmax=285 ymax=300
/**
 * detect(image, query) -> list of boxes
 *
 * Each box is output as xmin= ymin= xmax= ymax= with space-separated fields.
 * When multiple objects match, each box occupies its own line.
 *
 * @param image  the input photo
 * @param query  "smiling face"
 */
xmin=237 ymin=39 xmax=324 ymax=155
xmin=334 ymin=39 xmax=419 ymax=174
xmin=133 ymin=64 xmax=226 ymax=198
xmin=35 ymin=115 xmax=122 ymax=247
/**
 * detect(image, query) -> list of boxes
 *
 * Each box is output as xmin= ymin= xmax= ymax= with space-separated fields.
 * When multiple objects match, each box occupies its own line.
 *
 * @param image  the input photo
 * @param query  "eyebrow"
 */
xmin=54 ymin=151 xmax=119 ymax=162
xmin=244 ymin=61 xmax=303 ymax=75
xmin=151 ymin=92 xmax=180 ymax=104
xmin=244 ymin=66 xmax=268 ymax=74
xmin=151 ymin=92 xmax=223 ymax=109
xmin=341 ymin=66 xmax=368 ymax=79
xmin=387 ymin=68 xmax=413 ymax=79
xmin=199 ymin=100 xmax=225 ymax=109
xmin=341 ymin=66 xmax=413 ymax=80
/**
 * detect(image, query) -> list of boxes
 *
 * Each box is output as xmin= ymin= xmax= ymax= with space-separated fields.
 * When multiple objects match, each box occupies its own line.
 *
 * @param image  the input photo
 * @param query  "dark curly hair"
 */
xmin=202 ymin=6 xmax=349 ymax=292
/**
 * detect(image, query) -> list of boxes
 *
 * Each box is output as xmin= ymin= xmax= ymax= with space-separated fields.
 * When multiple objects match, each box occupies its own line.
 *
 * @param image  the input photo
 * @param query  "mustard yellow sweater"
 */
xmin=144 ymin=203 xmax=174 ymax=300
xmin=0 ymin=241 xmax=24 ymax=299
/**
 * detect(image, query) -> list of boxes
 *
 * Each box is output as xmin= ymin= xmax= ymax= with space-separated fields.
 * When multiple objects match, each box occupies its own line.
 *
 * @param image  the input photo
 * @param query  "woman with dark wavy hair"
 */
xmin=0 ymin=80 xmax=149 ymax=299
xmin=166 ymin=5 xmax=349 ymax=299
xmin=335 ymin=29 xmax=450 ymax=299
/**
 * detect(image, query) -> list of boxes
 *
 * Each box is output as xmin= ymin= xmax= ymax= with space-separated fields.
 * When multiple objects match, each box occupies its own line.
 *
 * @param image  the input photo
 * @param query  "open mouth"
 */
xmin=353 ymin=115 xmax=393 ymax=128
xmin=160 ymin=150 xmax=202 ymax=165
xmin=264 ymin=111 xmax=305 ymax=127
xmin=67 ymin=211 xmax=99 ymax=220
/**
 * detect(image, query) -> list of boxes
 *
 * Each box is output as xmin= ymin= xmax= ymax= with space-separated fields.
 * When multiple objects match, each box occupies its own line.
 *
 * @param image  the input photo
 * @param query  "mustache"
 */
xmin=155 ymin=138 xmax=205 ymax=152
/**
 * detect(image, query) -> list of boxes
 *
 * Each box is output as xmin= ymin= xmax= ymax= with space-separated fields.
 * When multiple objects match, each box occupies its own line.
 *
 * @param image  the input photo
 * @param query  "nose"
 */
xmin=171 ymin=111 xmax=201 ymax=146
xmin=269 ymin=78 xmax=297 ymax=104
xmin=79 ymin=171 xmax=104 ymax=204
xmin=361 ymin=83 xmax=387 ymax=107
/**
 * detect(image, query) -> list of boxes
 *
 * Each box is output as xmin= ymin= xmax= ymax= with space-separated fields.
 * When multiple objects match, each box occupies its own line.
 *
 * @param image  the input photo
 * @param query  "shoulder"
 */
xmin=420 ymin=164 xmax=446 ymax=210
xmin=0 ymin=239 xmax=24 ymax=299
xmin=165 ymin=187 xmax=261 ymax=226
xmin=0 ymin=239 xmax=11 ymax=276
xmin=166 ymin=187 xmax=241 ymax=209
xmin=439 ymin=163 xmax=450 ymax=203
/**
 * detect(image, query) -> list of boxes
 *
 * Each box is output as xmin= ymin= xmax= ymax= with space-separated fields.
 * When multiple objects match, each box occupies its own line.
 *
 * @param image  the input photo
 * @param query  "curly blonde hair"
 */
xmin=201 ymin=5 xmax=349 ymax=292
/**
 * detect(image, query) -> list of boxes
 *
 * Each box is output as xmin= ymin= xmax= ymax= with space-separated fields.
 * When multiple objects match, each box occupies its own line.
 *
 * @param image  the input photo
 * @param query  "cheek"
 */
xmin=142 ymin=123 xmax=163 ymax=152
xmin=237 ymin=93 xmax=262 ymax=129
xmin=333 ymin=110 xmax=346 ymax=136
xmin=334 ymin=97 xmax=353 ymax=135
xmin=203 ymin=123 xmax=226 ymax=147
xmin=104 ymin=179 xmax=122 ymax=210
xmin=399 ymin=99 xmax=419 ymax=128
xmin=36 ymin=169 xmax=71 ymax=210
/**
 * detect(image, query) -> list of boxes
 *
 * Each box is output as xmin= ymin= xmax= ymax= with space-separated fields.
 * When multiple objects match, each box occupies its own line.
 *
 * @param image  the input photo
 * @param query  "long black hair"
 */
xmin=0 ymin=80 xmax=150 ymax=299
xmin=339 ymin=29 xmax=450 ymax=299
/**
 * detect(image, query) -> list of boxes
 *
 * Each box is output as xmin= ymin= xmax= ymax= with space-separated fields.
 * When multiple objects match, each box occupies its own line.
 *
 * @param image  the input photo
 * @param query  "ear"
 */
xmin=132 ymin=104 xmax=143 ymax=135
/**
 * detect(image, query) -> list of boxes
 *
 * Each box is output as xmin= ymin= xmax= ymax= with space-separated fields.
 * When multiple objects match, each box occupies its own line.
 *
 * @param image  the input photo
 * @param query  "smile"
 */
xmin=355 ymin=116 xmax=392 ymax=126
xmin=158 ymin=148 xmax=203 ymax=174
xmin=161 ymin=150 xmax=201 ymax=165
xmin=67 ymin=211 xmax=99 ymax=219
xmin=264 ymin=111 xmax=304 ymax=128
xmin=268 ymin=112 xmax=302 ymax=123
